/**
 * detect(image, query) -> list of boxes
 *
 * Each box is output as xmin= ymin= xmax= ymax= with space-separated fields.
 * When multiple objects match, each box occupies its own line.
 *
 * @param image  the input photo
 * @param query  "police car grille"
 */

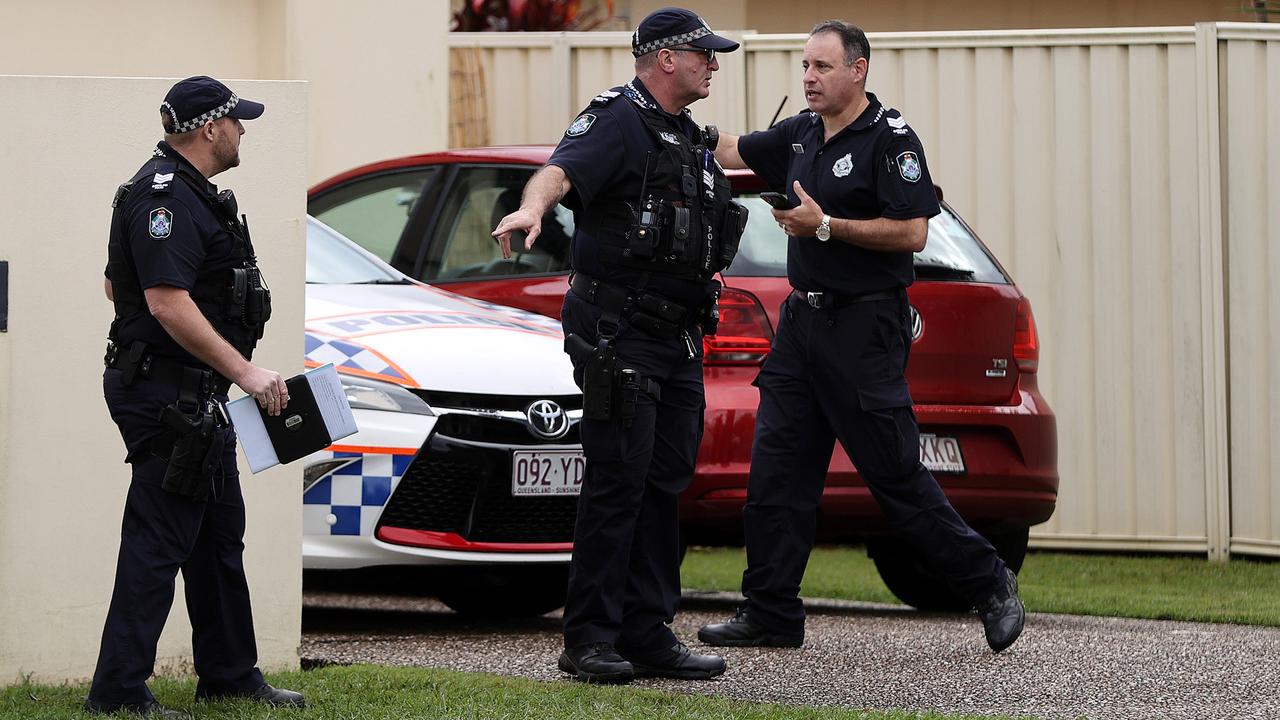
xmin=468 ymin=476 xmax=578 ymax=543
xmin=376 ymin=433 xmax=577 ymax=544
xmin=376 ymin=440 xmax=482 ymax=534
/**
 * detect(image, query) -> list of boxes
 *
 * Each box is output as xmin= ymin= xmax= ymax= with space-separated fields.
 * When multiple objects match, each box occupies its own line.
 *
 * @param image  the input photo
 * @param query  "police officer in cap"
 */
xmin=697 ymin=21 xmax=1027 ymax=653
xmin=493 ymin=7 xmax=746 ymax=684
xmin=88 ymin=76 xmax=303 ymax=716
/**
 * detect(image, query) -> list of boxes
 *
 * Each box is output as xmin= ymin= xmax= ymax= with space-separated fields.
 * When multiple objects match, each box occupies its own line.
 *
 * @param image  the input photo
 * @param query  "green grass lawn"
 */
xmin=682 ymin=546 xmax=1280 ymax=626
xmin=1 ymin=665 xmax=1036 ymax=720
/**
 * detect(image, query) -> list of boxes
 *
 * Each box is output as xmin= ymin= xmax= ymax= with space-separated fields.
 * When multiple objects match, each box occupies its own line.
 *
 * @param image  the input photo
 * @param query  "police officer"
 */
xmin=493 ymin=8 xmax=746 ymax=684
xmin=87 ymin=76 xmax=304 ymax=716
xmin=697 ymin=21 xmax=1026 ymax=653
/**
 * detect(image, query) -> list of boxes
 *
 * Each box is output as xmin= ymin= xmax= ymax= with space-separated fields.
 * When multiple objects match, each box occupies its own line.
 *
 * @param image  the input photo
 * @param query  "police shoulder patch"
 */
xmin=896 ymin=151 xmax=922 ymax=183
xmin=148 ymin=207 xmax=174 ymax=239
xmin=566 ymin=114 xmax=596 ymax=137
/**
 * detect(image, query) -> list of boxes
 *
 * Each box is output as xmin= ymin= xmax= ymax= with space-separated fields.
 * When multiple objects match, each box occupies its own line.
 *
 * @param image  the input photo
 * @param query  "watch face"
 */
xmin=816 ymin=217 xmax=831 ymax=241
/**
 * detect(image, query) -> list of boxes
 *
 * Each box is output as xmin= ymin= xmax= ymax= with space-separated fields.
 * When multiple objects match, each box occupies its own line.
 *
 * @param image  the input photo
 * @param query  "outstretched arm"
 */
xmin=491 ymin=165 xmax=573 ymax=259
xmin=713 ymin=132 xmax=747 ymax=170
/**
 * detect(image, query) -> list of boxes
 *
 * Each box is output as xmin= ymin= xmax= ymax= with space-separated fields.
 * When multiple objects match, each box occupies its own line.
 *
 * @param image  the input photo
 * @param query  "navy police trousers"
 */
xmin=559 ymin=290 xmax=704 ymax=654
xmin=89 ymin=369 xmax=264 ymax=706
xmin=741 ymin=292 xmax=1006 ymax=632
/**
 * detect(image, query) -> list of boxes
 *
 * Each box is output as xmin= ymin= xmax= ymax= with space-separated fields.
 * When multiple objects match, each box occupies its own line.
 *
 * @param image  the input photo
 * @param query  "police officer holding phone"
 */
xmin=697 ymin=21 xmax=1027 ymax=654
xmin=88 ymin=76 xmax=303 ymax=716
xmin=493 ymin=8 xmax=746 ymax=684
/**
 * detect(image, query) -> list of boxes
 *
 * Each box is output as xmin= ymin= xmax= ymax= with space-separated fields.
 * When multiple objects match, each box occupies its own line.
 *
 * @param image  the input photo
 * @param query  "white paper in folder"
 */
xmin=226 ymin=363 xmax=358 ymax=473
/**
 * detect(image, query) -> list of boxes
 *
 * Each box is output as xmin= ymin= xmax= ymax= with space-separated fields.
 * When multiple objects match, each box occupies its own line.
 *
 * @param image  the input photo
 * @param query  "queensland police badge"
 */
xmin=565 ymin=114 xmax=596 ymax=137
xmin=832 ymin=153 xmax=853 ymax=178
xmin=896 ymin=151 xmax=922 ymax=183
xmin=148 ymin=207 xmax=173 ymax=239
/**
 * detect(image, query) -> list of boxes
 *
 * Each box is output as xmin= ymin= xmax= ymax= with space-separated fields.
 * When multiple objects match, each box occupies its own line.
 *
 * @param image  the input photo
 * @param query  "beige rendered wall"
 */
xmin=279 ymin=0 xmax=451 ymax=182
xmin=626 ymin=0 xmax=1264 ymax=33
xmin=0 ymin=0 xmax=449 ymax=184
xmin=0 ymin=75 xmax=308 ymax=684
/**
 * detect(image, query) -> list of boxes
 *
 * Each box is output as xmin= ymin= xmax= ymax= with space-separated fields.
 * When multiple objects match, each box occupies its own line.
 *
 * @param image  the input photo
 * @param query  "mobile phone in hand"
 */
xmin=759 ymin=191 xmax=797 ymax=210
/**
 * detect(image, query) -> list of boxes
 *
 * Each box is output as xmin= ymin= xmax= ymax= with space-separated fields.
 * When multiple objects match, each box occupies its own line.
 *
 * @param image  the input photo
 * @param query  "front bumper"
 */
xmin=303 ymin=401 xmax=583 ymax=570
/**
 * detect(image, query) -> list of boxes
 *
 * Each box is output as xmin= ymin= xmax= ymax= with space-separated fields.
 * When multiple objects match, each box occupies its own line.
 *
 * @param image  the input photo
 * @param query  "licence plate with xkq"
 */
xmin=919 ymin=434 xmax=965 ymax=473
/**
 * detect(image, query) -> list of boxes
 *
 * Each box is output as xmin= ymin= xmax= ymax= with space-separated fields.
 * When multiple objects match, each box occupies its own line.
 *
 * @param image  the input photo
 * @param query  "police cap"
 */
xmin=631 ymin=7 xmax=740 ymax=57
xmin=160 ymin=76 xmax=265 ymax=134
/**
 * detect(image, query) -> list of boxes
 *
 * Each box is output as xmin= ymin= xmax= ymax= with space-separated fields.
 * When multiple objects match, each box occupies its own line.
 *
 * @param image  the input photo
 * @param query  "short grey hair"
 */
xmin=810 ymin=20 xmax=870 ymax=67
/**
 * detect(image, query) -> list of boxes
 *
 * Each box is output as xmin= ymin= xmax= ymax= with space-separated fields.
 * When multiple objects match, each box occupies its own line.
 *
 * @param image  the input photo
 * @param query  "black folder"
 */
xmin=259 ymin=373 xmax=335 ymax=465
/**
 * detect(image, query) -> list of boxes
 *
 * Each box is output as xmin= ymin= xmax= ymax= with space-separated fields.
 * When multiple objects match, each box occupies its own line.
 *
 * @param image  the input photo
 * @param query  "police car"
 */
xmin=309 ymin=147 xmax=1059 ymax=613
xmin=302 ymin=216 xmax=581 ymax=615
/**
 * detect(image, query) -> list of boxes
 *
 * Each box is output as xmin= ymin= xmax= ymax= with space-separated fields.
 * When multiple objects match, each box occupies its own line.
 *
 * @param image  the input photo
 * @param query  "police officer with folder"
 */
xmin=88 ymin=76 xmax=303 ymax=716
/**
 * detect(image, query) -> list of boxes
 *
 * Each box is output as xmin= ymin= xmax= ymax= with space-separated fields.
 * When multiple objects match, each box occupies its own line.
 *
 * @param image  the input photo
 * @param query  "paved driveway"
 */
xmin=301 ymin=591 xmax=1280 ymax=720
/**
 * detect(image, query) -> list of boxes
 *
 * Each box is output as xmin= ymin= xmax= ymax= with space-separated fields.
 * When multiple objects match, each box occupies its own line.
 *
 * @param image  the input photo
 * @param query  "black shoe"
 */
xmin=625 ymin=642 xmax=726 ymax=680
xmin=83 ymin=698 xmax=188 ymax=718
xmin=697 ymin=608 xmax=804 ymax=647
xmin=975 ymin=568 xmax=1025 ymax=653
xmin=195 ymin=682 xmax=305 ymax=708
xmin=557 ymin=642 xmax=634 ymax=684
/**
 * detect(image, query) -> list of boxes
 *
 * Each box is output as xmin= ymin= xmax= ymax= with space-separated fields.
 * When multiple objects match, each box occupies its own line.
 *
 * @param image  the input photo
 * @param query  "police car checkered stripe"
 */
xmin=164 ymin=94 xmax=241 ymax=133
xmin=634 ymin=26 xmax=711 ymax=55
xmin=303 ymin=451 xmax=415 ymax=536
xmin=305 ymin=333 xmax=409 ymax=382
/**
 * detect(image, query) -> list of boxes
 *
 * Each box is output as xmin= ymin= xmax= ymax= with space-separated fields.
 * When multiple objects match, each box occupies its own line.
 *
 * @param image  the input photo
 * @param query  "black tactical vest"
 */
xmin=580 ymin=84 xmax=746 ymax=284
xmin=106 ymin=156 xmax=271 ymax=361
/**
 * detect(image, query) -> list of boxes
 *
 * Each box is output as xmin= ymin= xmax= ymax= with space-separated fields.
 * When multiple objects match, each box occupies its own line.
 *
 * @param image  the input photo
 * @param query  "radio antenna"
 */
xmin=768 ymin=96 xmax=788 ymax=129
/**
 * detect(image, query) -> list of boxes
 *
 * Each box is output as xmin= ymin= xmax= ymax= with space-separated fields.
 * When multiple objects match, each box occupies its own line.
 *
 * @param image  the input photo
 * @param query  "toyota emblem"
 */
xmin=526 ymin=399 xmax=570 ymax=440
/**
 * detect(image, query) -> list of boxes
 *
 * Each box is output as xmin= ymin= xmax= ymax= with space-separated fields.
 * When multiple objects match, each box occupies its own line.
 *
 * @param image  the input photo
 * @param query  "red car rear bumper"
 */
xmin=685 ymin=369 xmax=1057 ymax=538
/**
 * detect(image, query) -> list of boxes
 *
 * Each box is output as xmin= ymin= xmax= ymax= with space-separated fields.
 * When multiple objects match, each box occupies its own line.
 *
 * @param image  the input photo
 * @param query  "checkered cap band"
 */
xmin=633 ymin=26 xmax=712 ymax=56
xmin=164 ymin=94 xmax=240 ymax=134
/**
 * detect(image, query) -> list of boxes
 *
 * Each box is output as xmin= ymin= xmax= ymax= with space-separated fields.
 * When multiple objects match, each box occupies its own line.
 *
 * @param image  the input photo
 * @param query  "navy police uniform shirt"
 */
xmin=738 ymin=93 xmax=940 ymax=296
xmin=548 ymin=77 xmax=706 ymax=306
xmin=109 ymin=142 xmax=238 ymax=366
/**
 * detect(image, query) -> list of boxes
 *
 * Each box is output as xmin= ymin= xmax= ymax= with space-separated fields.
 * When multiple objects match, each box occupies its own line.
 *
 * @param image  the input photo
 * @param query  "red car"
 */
xmin=308 ymin=146 xmax=1058 ymax=611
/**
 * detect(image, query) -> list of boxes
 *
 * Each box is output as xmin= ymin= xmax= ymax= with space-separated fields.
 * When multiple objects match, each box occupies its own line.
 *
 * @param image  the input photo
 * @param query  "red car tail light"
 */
xmin=704 ymin=287 xmax=774 ymax=365
xmin=1013 ymin=296 xmax=1039 ymax=373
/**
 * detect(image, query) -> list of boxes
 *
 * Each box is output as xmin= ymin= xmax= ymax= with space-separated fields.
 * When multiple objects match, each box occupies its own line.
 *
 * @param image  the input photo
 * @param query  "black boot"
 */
xmin=624 ymin=642 xmax=726 ymax=679
xmin=975 ymin=568 xmax=1025 ymax=652
xmin=557 ymin=642 xmax=634 ymax=684
xmin=196 ymin=682 xmax=305 ymax=708
xmin=697 ymin=608 xmax=804 ymax=647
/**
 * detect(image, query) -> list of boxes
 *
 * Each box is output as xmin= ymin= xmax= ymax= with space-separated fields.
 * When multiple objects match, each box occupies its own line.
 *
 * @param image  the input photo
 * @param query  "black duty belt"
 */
xmin=790 ymin=288 xmax=903 ymax=309
xmin=569 ymin=272 xmax=697 ymax=338
xmin=104 ymin=341 xmax=231 ymax=396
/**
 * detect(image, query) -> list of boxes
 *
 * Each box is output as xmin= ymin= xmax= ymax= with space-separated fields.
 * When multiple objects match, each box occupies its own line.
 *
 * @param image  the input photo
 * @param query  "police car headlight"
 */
xmin=341 ymin=377 xmax=435 ymax=416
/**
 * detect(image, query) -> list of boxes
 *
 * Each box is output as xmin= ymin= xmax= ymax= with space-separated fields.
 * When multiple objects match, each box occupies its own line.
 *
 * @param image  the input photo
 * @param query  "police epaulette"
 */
xmin=590 ymin=88 xmax=623 ymax=107
xmin=144 ymin=159 xmax=180 ymax=195
xmin=112 ymin=181 xmax=134 ymax=209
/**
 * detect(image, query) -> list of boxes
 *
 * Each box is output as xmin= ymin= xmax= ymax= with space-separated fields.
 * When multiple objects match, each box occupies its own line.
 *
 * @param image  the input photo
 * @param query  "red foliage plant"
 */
xmin=452 ymin=0 xmax=616 ymax=31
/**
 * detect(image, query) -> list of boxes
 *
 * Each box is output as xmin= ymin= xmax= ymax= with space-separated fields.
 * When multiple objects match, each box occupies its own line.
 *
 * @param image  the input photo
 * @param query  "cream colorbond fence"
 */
xmin=1218 ymin=25 xmax=1280 ymax=559
xmin=449 ymin=23 xmax=1280 ymax=559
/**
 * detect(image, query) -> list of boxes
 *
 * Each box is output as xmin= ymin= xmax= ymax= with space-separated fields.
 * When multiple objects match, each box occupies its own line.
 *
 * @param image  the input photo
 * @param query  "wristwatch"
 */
xmin=816 ymin=214 xmax=832 ymax=242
